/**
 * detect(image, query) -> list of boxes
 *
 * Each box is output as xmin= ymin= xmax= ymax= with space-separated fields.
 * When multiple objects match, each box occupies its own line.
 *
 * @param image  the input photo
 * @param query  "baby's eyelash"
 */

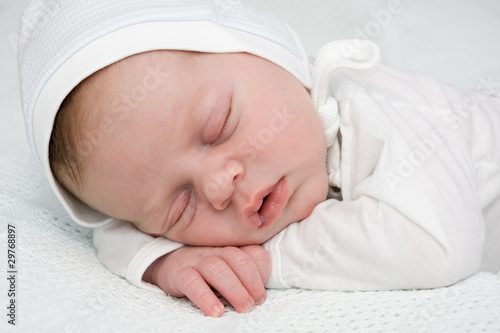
xmin=221 ymin=108 xmax=233 ymax=133
xmin=212 ymin=107 xmax=233 ymax=144
xmin=169 ymin=188 xmax=192 ymax=228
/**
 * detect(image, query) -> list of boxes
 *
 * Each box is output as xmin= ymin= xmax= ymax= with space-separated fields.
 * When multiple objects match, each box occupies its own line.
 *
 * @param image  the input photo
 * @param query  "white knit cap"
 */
xmin=17 ymin=0 xmax=311 ymax=227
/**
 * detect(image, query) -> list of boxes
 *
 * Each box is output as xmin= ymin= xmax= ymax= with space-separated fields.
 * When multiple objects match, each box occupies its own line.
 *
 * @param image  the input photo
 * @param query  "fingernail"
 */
xmin=255 ymin=296 xmax=266 ymax=306
xmin=242 ymin=299 xmax=254 ymax=313
xmin=212 ymin=304 xmax=224 ymax=317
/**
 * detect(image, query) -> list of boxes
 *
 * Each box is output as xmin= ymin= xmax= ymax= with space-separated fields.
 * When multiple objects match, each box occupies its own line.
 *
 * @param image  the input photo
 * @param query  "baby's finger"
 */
xmin=217 ymin=247 xmax=267 ymax=306
xmin=240 ymin=245 xmax=271 ymax=284
xmin=176 ymin=267 xmax=225 ymax=317
xmin=197 ymin=255 xmax=255 ymax=313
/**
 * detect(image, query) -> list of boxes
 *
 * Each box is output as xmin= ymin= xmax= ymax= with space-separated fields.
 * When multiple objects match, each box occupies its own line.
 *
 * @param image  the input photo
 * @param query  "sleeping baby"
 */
xmin=18 ymin=0 xmax=500 ymax=317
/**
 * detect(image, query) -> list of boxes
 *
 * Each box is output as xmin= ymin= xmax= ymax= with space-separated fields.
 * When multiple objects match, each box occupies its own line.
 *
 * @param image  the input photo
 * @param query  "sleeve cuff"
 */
xmin=262 ymin=228 xmax=291 ymax=289
xmin=126 ymin=237 xmax=184 ymax=293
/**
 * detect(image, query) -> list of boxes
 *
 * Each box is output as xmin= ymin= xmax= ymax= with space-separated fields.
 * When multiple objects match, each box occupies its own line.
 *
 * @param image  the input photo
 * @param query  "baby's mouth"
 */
xmin=258 ymin=195 xmax=268 ymax=213
xmin=246 ymin=177 xmax=288 ymax=228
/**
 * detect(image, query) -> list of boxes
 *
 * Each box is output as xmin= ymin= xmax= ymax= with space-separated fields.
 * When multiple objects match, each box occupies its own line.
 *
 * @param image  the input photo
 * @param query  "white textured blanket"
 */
xmin=1 ymin=0 xmax=500 ymax=331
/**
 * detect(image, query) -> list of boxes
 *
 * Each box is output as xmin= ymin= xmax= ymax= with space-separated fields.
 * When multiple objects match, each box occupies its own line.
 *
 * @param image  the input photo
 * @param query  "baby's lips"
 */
xmin=246 ymin=210 xmax=263 ymax=228
xmin=258 ymin=177 xmax=288 ymax=226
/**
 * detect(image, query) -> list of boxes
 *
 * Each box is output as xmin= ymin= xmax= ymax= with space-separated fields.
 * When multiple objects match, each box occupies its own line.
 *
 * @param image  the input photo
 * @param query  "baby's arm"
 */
xmin=264 ymin=193 xmax=484 ymax=291
xmin=93 ymin=221 xmax=270 ymax=316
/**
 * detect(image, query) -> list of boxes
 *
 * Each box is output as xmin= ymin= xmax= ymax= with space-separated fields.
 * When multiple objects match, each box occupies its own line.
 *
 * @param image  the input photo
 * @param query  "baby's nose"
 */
xmin=202 ymin=160 xmax=243 ymax=210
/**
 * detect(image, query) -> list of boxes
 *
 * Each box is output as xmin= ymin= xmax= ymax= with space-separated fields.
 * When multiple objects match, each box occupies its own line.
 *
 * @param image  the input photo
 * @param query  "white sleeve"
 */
xmin=93 ymin=220 xmax=184 ymax=293
xmin=263 ymin=193 xmax=484 ymax=291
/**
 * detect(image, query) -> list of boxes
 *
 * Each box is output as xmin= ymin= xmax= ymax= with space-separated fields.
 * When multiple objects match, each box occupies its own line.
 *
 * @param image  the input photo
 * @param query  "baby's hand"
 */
xmin=143 ymin=245 xmax=271 ymax=317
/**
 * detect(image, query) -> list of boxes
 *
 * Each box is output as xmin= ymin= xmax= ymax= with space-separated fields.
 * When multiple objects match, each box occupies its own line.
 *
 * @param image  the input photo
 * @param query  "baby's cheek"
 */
xmin=301 ymin=174 xmax=329 ymax=218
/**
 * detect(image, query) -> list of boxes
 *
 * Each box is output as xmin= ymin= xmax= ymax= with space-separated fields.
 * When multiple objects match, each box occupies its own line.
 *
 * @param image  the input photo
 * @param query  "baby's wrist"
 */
xmin=142 ymin=253 xmax=169 ymax=285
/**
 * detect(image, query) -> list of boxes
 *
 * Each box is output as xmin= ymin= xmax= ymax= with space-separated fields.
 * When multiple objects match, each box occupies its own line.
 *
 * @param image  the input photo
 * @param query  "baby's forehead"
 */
xmin=87 ymin=50 xmax=191 ymax=92
xmin=74 ymin=51 xmax=189 ymax=130
xmin=80 ymin=50 xmax=299 ymax=123
xmin=79 ymin=52 xmax=163 ymax=106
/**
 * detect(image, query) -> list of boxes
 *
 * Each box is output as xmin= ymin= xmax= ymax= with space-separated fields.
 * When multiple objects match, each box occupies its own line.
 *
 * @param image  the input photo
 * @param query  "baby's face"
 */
xmin=71 ymin=51 xmax=329 ymax=246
